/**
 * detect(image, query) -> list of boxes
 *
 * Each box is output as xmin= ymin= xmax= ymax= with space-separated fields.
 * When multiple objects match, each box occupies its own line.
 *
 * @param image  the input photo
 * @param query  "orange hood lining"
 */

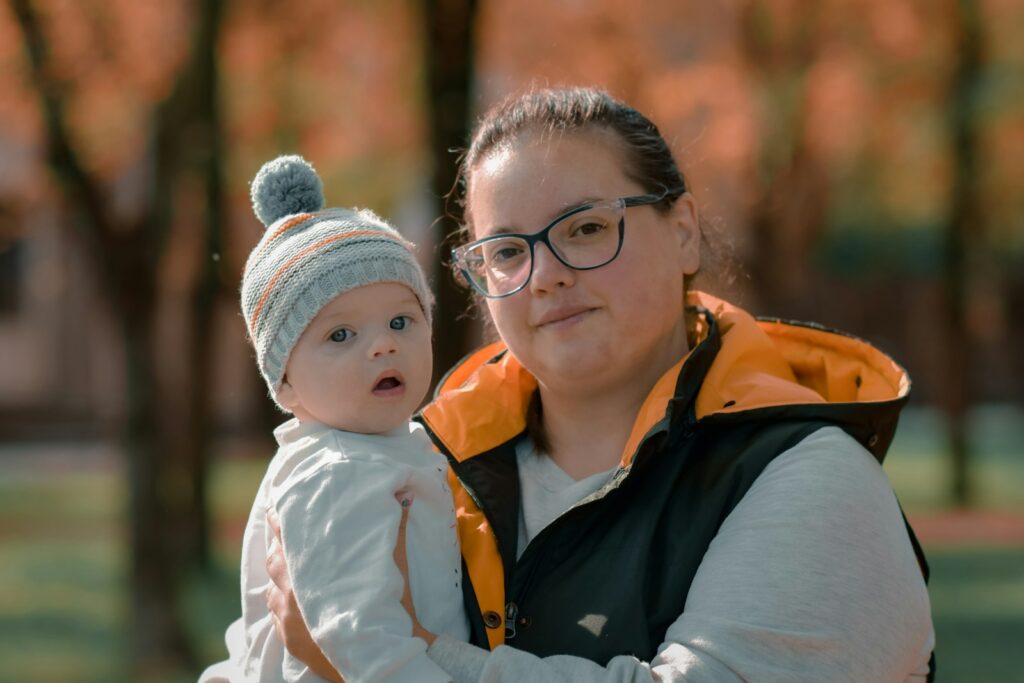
xmin=694 ymin=293 xmax=910 ymax=419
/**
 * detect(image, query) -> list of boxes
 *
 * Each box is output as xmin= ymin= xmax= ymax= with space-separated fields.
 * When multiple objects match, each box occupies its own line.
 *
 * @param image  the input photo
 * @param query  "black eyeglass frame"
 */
xmin=452 ymin=187 xmax=684 ymax=299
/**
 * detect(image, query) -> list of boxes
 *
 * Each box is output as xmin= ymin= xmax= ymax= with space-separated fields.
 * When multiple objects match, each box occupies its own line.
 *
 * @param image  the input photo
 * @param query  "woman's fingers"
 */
xmin=393 ymin=491 xmax=413 ymax=617
xmin=391 ymin=492 xmax=435 ymax=646
xmin=264 ymin=506 xmax=346 ymax=683
xmin=266 ymin=509 xmax=291 ymax=593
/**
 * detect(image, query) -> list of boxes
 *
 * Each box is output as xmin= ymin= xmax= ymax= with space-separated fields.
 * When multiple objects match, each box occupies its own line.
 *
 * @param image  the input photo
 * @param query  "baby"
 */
xmin=200 ymin=156 xmax=467 ymax=683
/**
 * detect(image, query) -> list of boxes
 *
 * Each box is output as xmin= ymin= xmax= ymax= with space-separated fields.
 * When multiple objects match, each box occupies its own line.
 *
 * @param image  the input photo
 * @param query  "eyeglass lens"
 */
xmin=461 ymin=201 xmax=623 ymax=296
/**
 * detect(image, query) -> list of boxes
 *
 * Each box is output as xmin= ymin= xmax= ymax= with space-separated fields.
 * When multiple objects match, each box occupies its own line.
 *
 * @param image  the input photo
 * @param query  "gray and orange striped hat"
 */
xmin=241 ymin=155 xmax=433 ymax=405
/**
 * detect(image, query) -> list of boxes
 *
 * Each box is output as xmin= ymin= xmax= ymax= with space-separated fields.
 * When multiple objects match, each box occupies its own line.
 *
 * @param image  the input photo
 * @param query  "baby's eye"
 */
xmin=390 ymin=315 xmax=411 ymax=331
xmin=329 ymin=328 xmax=353 ymax=343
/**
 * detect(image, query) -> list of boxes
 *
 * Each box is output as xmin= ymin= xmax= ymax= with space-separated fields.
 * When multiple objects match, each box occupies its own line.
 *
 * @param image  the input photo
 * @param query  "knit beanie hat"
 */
xmin=241 ymin=155 xmax=433 ymax=404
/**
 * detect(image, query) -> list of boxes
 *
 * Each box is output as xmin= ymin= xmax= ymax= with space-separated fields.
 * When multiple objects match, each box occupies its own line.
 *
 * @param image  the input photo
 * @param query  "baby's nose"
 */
xmin=368 ymin=331 xmax=399 ymax=357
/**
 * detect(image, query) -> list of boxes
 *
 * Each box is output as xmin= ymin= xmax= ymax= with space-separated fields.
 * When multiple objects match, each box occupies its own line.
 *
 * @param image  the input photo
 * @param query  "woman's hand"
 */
xmin=265 ymin=506 xmax=345 ymax=683
xmin=393 ymin=491 xmax=438 ymax=648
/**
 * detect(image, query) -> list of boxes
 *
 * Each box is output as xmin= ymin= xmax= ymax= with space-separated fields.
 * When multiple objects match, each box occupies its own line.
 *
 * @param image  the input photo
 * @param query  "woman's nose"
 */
xmin=529 ymin=242 xmax=574 ymax=293
xmin=367 ymin=331 xmax=399 ymax=358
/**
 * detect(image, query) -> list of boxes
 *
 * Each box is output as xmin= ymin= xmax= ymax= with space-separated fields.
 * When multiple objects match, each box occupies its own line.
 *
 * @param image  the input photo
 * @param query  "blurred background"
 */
xmin=0 ymin=0 xmax=1021 ymax=681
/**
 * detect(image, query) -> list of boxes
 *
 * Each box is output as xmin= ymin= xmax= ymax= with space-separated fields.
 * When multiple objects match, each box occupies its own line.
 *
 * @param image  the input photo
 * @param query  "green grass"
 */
xmin=0 ymin=407 xmax=1021 ymax=682
xmin=0 ymin=454 xmax=261 ymax=683
xmin=929 ymin=548 xmax=1024 ymax=682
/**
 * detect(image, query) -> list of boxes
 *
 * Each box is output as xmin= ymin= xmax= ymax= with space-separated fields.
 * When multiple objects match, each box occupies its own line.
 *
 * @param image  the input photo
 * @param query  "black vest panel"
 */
xmin=460 ymin=416 xmax=828 ymax=663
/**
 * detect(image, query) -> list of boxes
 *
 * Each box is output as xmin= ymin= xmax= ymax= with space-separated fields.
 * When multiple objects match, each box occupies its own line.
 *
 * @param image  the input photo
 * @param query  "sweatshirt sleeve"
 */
xmin=274 ymin=453 xmax=453 ymax=683
xmin=425 ymin=426 xmax=934 ymax=683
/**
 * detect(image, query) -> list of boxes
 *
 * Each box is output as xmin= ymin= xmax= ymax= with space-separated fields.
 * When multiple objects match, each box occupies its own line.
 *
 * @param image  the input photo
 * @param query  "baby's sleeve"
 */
xmin=273 ymin=454 xmax=453 ymax=683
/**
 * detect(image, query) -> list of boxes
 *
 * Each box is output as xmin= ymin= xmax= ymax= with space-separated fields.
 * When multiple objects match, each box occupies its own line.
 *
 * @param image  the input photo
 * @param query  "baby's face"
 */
xmin=276 ymin=283 xmax=433 ymax=433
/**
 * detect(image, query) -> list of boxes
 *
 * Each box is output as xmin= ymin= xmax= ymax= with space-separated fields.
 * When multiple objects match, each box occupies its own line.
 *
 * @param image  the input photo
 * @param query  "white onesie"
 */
xmin=200 ymin=418 xmax=469 ymax=683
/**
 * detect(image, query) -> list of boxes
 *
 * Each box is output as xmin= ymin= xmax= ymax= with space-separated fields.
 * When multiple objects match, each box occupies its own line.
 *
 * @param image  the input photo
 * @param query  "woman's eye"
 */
xmin=329 ymin=328 xmax=353 ymax=343
xmin=390 ymin=316 xmax=410 ymax=331
xmin=484 ymin=241 xmax=525 ymax=265
xmin=570 ymin=221 xmax=607 ymax=237
xmin=492 ymin=246 xmax=524 ymax=266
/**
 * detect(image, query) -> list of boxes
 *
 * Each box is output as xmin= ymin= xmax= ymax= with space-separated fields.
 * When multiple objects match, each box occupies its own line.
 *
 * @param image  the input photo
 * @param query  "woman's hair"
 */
xmin=458 ymin=87 xmax=687 ymax=216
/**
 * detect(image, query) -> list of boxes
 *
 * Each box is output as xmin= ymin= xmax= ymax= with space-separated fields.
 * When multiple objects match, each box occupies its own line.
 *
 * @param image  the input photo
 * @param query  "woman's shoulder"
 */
xmin=731 ymin=425 xmax=901 ymax=521
xmin=686 ymin=425 xmax=934 ymax=679
xmin=764 ymin=424 xmax=888 ymax=480
xmin=711 ymin=424 xmax=931 ymax=626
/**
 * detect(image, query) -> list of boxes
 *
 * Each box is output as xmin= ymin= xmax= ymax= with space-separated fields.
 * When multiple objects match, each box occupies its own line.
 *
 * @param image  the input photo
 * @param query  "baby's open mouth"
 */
xmin=373 ymin=373 xmax=405 ymax=395
xmin=375 ymin=376 xmax=402 ymax=391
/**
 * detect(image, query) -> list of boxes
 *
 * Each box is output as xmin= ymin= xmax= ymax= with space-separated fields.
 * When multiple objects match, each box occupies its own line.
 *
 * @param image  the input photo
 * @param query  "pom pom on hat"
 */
xmin=250 ymin=155 xmax=326 ymax=227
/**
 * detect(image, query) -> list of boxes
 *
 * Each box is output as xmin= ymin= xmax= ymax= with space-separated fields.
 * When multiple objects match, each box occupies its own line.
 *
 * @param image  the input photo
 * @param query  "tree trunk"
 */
xmin=423 ymin=0 xmax=480 ymax=384
xmin=740 ymin=0 xmax=828 ymax=318
xmin=122 ymin=304 xmax=196 ymax=673
xmin=10 ymin=0 xmax=226 ymax=670
xmin=183 ymin=0 xmax=226 ymax=571
xmin=944 ymin=0 xmax=984 ymax=506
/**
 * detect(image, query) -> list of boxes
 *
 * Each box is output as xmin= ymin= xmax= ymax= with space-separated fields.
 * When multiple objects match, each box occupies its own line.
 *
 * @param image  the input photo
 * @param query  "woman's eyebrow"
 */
xmin=478 ymin=197 xmax=601 ymax=238
xmin=476 ymin=224 xmax=516 ymax=239
xmin=546 ymin=197 xmax=600 ymax=224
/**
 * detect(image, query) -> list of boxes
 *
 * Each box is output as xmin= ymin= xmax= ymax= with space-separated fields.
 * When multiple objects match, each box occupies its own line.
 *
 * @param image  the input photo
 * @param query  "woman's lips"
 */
xmin=535 ymin=305 xmax=597 ymax=330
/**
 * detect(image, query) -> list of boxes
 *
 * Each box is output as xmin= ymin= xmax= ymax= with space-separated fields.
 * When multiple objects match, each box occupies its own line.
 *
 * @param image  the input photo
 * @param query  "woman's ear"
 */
xmin=671 ymin=193 xmax=701 ymax=276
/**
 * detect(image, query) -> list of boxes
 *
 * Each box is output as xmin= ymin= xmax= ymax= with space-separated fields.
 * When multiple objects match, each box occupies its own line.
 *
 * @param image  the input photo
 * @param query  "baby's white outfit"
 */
xmin=200 ymin=418 xmax=468 ymax=683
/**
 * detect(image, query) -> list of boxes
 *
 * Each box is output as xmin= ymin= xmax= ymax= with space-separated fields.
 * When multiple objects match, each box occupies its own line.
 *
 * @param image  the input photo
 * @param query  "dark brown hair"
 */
xmin=458 ymin=87 xmax=687 ymax=216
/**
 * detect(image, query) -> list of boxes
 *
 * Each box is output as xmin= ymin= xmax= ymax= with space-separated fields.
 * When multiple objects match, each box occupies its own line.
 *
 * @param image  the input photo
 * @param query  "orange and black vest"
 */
xmin=416 ymin=292 xmax=933 ymax=679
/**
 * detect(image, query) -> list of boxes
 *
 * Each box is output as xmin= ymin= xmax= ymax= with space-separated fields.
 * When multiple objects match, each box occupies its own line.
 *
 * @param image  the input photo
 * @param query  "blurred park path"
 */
xmin=910 ymin=509 xmax=1024 ymax=546
xmin=0 ymin=440 xmax=117 ymax=477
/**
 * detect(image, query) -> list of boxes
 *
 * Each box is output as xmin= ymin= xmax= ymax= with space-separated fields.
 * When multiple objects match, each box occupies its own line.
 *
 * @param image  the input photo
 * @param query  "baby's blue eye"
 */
xmin=390 ymin=316 xmax=410 ymax=331
xmin=329 ymin=328 xmax=353 ymax=343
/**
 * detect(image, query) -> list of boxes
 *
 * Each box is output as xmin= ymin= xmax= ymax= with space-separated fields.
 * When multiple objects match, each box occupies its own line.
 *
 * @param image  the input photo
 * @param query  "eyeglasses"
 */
xmin=452 ymin=189 xmax=682 ymax=298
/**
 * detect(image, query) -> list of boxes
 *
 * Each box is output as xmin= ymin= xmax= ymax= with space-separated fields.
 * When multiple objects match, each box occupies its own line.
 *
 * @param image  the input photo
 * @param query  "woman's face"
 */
xmin=466 ymin=128 xmax=701 ymax=396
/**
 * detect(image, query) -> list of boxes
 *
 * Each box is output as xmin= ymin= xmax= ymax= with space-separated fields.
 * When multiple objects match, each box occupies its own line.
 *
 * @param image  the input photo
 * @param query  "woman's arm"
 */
xmin=424 ymin=427 xmax=933 ymax=683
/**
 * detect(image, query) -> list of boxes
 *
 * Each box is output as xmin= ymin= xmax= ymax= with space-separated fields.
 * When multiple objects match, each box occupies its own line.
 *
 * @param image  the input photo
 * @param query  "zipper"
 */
xmin=504 ymin=601 xmax=519 ymax=640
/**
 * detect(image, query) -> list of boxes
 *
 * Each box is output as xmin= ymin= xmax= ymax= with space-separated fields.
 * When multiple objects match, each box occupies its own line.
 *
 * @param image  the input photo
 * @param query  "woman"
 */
xmin=265 ymin=87 xmax=935 ymax=682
